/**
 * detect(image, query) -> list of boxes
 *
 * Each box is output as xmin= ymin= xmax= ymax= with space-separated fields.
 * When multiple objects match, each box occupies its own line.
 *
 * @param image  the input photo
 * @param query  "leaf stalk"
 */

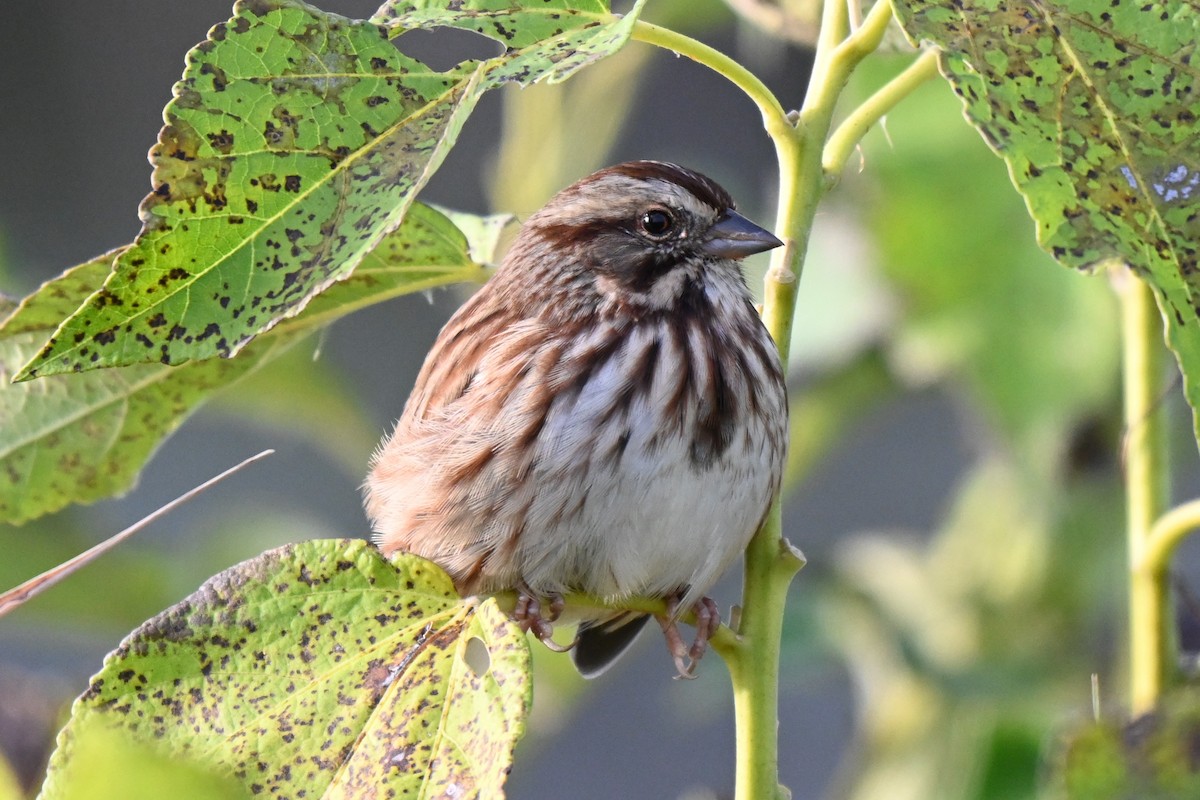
xmin=823 ymin=48 xmax=940 ymax=177
xmin=631 ymin=21 xmax=789 ymax=131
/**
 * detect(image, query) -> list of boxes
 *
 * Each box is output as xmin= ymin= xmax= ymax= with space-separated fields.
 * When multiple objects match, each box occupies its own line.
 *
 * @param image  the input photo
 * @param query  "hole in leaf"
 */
xmin=392 ymin=28 xmax=500 ymax=72
xmin=464 ymin=636 xmax=491 ymax=677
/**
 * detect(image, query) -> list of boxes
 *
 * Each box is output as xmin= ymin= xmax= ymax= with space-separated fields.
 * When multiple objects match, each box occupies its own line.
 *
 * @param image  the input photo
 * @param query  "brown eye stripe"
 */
xmin=534 ymin=220 xmax=611 ymax=251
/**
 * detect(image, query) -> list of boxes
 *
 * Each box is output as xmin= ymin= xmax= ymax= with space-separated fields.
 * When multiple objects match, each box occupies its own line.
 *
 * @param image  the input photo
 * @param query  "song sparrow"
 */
xmin=364 ymin=161 xmax=787 ymax=677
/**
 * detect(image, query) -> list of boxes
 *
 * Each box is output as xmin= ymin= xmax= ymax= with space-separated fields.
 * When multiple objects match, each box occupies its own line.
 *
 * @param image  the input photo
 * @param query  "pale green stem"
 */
xmin=1122 ymin=272 xmax=1172 ymax=714
xmin=727 ymin=516 xmax=805 ymax=800
xmin=812 ymin=0 xmax=851 ymax=77
xmin=631 ymin=24 xmax=803 ymax=800
xmin=760 ymin=128 xmax=805 ymax=361
xmin=739 ymin=115 xmax=806 ymax=800
xmin=633 ymin=7 xmax=894 ymax=796
xmin=739 ymin=2 xmax=895 ymax=778
xmin=847 ymin=0 xmax=897 ymax=52
xmin=765 ymin=0 xmax=895 ymax=359
xmin=799 ymin=0 xmax=894 ymax=129
xmin=823 ymin=48 xmax=941 ymax=177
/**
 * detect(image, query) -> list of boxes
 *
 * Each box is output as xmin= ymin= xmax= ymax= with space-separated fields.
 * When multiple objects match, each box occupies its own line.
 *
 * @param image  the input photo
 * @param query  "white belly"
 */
xmin=366 ymin=283 xmax=787 ymax=606
xmin=511 ymin=344 xmax=781 ymax=605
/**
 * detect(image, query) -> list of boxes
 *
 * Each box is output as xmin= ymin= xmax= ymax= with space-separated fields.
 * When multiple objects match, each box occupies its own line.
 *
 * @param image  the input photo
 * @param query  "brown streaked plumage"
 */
xmin=364 ymin=161 xmax=787 ymax=677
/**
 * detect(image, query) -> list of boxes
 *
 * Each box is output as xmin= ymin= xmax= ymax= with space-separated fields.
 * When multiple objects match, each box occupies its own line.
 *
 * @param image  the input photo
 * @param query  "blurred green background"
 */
xmin=2 ymin=1 xmax=1198 ymax=798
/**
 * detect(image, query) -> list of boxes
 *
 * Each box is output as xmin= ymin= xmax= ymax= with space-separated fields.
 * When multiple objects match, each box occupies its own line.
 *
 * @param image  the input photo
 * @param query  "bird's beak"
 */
xmin=701 ymin=210 xmax=783 ymax=259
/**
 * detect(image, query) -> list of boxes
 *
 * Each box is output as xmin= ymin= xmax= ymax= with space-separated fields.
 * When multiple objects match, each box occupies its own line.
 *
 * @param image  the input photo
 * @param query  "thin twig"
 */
xmin=0 ymin=450 xmax=275 ymax=619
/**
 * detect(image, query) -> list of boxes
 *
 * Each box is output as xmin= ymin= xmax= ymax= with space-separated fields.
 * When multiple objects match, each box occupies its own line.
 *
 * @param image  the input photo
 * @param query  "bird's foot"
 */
xmin=514 ymin=589 xmax=577 ymax=653
xmin=656 ymin=595 xmax=720 ymax=679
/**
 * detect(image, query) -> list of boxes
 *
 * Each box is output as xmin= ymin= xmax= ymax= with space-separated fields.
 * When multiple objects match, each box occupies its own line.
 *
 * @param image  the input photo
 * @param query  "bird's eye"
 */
xmin=638 ymin=208 xmax=675 ymax=239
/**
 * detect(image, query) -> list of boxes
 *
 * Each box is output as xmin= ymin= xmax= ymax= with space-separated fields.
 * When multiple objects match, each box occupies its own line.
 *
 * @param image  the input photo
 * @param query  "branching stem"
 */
xmin=633 ymin=4 xmax=900 ymax=797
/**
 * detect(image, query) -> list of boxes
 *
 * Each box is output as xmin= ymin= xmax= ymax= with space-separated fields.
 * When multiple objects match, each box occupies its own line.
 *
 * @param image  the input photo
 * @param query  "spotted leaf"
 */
xmin=16 ymin=0 xmax=477 ymax=379
xmin=371 ymin=0 xmax=647 ymax=87
xmin=371 ymin=0 xmax=614 ymax=49
xmin=891 ymin=0 xmax=1200 ymax=439
xmin=1 ymin=204 xmax=489 ymax=524
xmin=39 ymin=539 xmax=532 ymax=800
xmin=17 ymin=0 xmax=643 ymax=381
xmin=0 ymin=250 xmax=282 ymax=525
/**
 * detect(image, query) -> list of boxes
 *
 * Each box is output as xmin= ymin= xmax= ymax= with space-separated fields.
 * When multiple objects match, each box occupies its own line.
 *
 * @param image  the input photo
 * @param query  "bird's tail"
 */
xmin=572 ymin=612 xmax=650 ymax=678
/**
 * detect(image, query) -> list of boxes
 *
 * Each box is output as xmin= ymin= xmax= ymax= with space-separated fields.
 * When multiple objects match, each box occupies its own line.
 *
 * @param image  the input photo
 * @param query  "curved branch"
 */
xmin=631 ymin=21 xmax=791 ymax=135
xmin=1142 ymin=499 xmax=1200 ymax=577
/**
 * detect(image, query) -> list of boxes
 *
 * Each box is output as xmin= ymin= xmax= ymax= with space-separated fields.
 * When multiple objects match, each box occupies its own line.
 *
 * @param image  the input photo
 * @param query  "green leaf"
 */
xmin=273 ymin=201 xmax=492 ymax=328
xmin=18 ymin=0 xmax=477 ymax=379
xmin=210 ymin=201 xmax=514 ymax=476
xmin=370 ymin=0 xmax=648 ymax=88
xmin=429 ymin=205 xmax=517 ymax=266
xmin=891 ymin=0 xmax=1200 ymax=440
xmin=1 ymin=204 xmax=487 ymax=524
xmin=19 ymin=0 xmax=643 ymax=380
xmin=40 ymin=540 xmax=532 ymax=800
xmin=1061 ymin=723 xmax=1130 ymax=800
xmin=372 ymin=0 xmax=614 ymax=48
xmin=0 ymin=252 xmax=280 ymax=525
xmin=43 ymin=720 xmax=253 ymax=800
xmin=1 ymin=248 xmax=124 ymax=336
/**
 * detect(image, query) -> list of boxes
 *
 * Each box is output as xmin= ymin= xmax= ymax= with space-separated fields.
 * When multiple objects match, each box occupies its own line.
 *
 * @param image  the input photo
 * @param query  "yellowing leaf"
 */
xmin=40 ymin=540 xmax=532 ymax=799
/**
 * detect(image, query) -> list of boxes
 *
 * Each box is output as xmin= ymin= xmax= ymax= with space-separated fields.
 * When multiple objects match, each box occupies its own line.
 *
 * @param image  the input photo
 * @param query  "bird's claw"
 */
xmin=514 ymin=590 xmax=577 ymax=653
xmin=657 ymin=595 xmax=720 ymax=679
